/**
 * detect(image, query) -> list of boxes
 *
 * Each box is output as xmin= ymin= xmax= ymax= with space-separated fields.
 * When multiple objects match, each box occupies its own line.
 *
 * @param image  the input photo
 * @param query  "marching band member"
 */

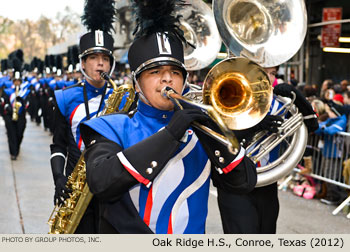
xmin=217 ymin=65 xmax=319 ymax=233
xmin=0 ymin=57 xmax=29 ymax=160
xmin=79 ymin=0 xmax=257 ymax=234
xmin=49 ymin=0 xmax=117 ymax=233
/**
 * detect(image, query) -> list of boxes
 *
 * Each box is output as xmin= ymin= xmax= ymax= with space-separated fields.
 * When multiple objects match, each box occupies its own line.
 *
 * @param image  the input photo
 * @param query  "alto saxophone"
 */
xmin=48 ymin=73 xmax=135 ymax=234
xmin=12 ymin=85 xmax=22 ymax=121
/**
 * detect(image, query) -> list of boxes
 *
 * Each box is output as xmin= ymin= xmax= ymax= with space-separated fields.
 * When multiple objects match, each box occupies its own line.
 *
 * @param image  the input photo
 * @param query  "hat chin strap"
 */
xmin=79 ymin=57 xmax=116 ymax=82
xmin=133 ymin=74 xmax=151 ymax=106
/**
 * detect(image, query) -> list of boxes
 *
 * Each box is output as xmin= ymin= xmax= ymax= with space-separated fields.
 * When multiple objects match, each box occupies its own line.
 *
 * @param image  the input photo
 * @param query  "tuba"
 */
xmin=112 ymin=0 xmax=135 ymax=50
xmin=212 ymin=0 xmax=307 ymax=67
xmin=48 ymin=73 xmax=135 ymax=234
xmin=176 ymin=0 xmax=308 ymax=186
xmin=180 ymin=0 xmax=222 ymax=71
xmin=211 ymin=0 xmax=308 ymax=187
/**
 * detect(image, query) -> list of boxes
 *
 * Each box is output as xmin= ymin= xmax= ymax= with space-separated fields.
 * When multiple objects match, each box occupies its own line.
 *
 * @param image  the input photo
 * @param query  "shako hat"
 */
xmin=79 ymin=0 xmax=116 ymax=60
xmin=79 ymin=0 xmax=117 ymax=79
xmin=128 ymin=0 xmax=189 ymax=80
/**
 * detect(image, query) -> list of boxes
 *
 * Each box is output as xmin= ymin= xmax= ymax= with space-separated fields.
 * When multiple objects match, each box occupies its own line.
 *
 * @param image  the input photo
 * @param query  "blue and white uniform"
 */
xmin=54 ymin=80 xmax=113 ymax=151
xmin=0 ymin=80 xmax=29 ymax=158
xmin=50 ymin=79 xmax=114 ymax=175
xmin=81 ymin=100 xmax=256 ymax=234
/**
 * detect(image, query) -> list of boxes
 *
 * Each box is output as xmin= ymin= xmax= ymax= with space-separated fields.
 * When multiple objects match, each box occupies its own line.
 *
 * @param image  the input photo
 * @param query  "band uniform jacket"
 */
xmin=80 ymin=100 xmax=257 ymax=234
xmin=50 ymin=79 xmax=113 ymax=177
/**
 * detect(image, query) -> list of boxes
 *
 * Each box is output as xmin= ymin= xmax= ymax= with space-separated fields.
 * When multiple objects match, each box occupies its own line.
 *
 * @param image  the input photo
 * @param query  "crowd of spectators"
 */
xmin=292 ymin=78 xmax=350 ymax=206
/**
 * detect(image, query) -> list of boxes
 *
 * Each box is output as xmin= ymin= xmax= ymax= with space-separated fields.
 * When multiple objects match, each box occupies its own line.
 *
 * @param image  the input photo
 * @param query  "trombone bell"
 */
xmin=203 ymin=57 xmax=272 ymax=130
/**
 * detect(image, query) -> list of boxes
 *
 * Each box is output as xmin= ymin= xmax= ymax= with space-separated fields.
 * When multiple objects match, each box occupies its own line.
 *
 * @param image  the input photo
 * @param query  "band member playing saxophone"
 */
xmin=49 ymin=0 xmax=117 ymax=233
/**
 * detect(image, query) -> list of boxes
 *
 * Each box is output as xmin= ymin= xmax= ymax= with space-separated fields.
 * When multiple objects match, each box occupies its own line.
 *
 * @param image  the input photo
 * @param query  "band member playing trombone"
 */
xmin=49 ymin=0 xmax=116 ymax=233
xmin=79 ymin=0 xmax=257 ymax=234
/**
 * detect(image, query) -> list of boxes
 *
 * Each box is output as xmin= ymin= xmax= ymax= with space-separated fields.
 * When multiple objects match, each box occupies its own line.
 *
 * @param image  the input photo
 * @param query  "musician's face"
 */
xmin=137 ymin=65 xmax=184 ymax=111
xmin=264 ymin=67 xmax=277 ymax=84
xmin=13 ymin=79 xmax=21 ymax=86
xmin=82 ymin=53 xmax=111 ymax=88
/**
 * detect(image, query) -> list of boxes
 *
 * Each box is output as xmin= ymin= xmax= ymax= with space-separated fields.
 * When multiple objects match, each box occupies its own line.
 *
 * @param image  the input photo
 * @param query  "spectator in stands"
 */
xmin=326 ymin=90 xmax=350 ymax=117
xmin=333 ymin=94 xmax=344 ymax=105
xmin=289 ymin=78 xmax=298 ymax=87
xmin=303 ymin=85 xmax=317 ymax=102
xmin=344 ymin=91 xmax=350 ymax=106
xmin=320 ymin=79 xmax=333 ymax=99
xmin=333 ymin=84 xmax=343 ymax=95
xmin=301 ymin=99 xmax=327 ymax=175
xmin=315 ymin=102 xmax=347 ymax=205
xmin=340 ymin=79 xmax=349 ymax=93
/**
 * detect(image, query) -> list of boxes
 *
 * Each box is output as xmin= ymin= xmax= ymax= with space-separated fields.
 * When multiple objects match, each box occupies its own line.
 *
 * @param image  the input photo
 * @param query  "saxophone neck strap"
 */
xmin=83 ymin=82 xmax=107 ymax=120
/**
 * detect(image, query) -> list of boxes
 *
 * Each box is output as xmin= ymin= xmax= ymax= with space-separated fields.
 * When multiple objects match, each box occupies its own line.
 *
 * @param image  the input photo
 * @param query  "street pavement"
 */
xmin=0 ymin=117 xmax=53 ymax=234
xmin=0 ymin=116 xmax=349 ymax=234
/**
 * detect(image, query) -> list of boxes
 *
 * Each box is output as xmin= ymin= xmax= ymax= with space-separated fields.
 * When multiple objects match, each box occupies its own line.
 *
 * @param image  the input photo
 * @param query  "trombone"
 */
xmin=167 ymin=0 xmax=308 ymax=186
xmin=162 ymin=57 xmax=272 ymax=155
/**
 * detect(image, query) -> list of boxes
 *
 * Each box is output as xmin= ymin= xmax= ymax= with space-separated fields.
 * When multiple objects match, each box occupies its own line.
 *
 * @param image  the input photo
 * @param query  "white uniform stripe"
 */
xmin=171 ymin=159 xmax=211 ymax=234
xmin=71 ymin=94 xmax=104 ymax=150
xmin=50 ymin=152 xmax=66 ymax=160
xmin=148 ymin=133 xmax=199 ymax=232
xmin=152 ymin=133 xmax=199 ymax=197
xmin=117 ymin=151 xmax=141 ymax=177
xmin=270 ymin=99 xmax=280 ymax=114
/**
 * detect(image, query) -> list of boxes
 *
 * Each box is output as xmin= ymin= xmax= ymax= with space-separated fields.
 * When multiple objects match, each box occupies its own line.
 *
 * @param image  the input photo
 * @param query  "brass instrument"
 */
xmin=48 ymin=73 xmax=135 ymax=234
xmin=179 ymin=0 xmax=309 ymax=186
xmin=162 ymin=57 xmax=272 ymax=155
xmin=211 ymin=0 xmax=308 ymax=186
xmin=179 ymin=0 xmax=222 ymax=70
xmin=246 ymin=94 xmax=308 ymax=187
xmin=213 ymin=0 xmax=307 ymax=67
xmin=207 ymin=0 xmax=309 ymax=186
xmin=181 ymin=64 xmax=307 ymax=187
xmin=12 ymin=85 xmax=22 ymax=121
xmin=112 ymin=0 xmax=135 ymax=50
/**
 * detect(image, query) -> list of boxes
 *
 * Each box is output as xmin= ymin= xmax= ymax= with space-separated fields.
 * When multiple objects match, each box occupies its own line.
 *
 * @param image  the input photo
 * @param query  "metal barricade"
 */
xmin=291 ymin=132 xmax=350 ymax=218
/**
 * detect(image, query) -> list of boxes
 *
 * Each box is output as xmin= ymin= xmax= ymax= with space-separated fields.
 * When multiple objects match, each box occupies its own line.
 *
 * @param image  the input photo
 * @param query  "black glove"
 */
xmin=274 ymin=83 xmax=318 ymax=132
xmin=273 ymin=83 xmax=296 ymax=99
xmin=256 ymin=114 xmax=283 ymax=133
xmin=51 ymin=154 xmax=71 ymax=206
xmin=233 ymin=114 xmax=283 ymax=145
xmin=53 ymin=174 xmax=71 ymax=206
xmin=273 ymin=84 xmax=312 ymax=115
xmin=166 ymin=108 xmax=209 ymax=140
